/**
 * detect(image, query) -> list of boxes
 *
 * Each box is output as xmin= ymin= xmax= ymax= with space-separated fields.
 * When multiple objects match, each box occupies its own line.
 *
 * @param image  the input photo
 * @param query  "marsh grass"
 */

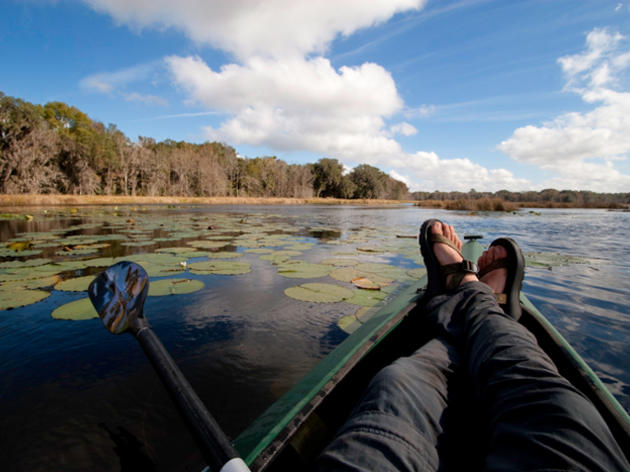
xmin=0 ymin=194 xmax=409 ymax=207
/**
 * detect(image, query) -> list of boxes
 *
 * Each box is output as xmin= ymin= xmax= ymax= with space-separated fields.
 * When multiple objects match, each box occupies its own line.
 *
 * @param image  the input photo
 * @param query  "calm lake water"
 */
xmin=0 ymin=204 xmax=628 ymax=471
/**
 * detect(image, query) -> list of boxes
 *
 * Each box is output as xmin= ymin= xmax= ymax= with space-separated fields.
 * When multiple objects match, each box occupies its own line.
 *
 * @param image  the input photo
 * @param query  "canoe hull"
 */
xmin=234 ymin=239 xmax=630 ymax=470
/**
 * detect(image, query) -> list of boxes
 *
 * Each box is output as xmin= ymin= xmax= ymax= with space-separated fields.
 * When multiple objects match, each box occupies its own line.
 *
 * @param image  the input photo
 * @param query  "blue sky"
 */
xmin=2 ymin=0 xmax=630 ymax=192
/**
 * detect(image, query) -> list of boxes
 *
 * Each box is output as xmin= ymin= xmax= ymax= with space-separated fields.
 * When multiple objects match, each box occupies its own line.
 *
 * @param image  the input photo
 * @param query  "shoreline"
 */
xmin=0 ymin=194 xmax=412 ymax=207
xmin=0 ymin=194 xmax=626 ymax=210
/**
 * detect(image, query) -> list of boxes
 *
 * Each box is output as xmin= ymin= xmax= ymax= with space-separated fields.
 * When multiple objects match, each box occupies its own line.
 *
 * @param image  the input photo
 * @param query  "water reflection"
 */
xmin=0 ymin=205 xmax=629 ymax=470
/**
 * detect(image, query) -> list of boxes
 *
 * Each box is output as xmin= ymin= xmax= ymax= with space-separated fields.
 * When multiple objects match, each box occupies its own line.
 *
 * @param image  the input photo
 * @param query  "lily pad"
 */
xmin=121 ymin=241 xmax=154 ymax=247
xmin=283 ymin=243 xmax=314 ymax=251
xmin=320 ymin=258 xmax=360 ymax=267
xmin=245 ymin=248 xmax=274 ymax=254
xmin=276 ymin=261 xmax=333 ymax=279
xmin=188 ymin=260 xmax=252 ymax=275
xmin=330 ymin=263 xmax=408 ymax=285
xmin=284 ymin=283 xmax=353 ymax=303
xmin=0 ymin=288 xmax=50 ymax=310
xmin=337 ymin=315 xmax=361 ymax=334
xmin=346 ymin=289 xmax=388 ymax=307
xmin=55 ymin=275 xmax=95 ymax=292
xmin=524 ymin=251 xmax=595 ymax=269
xmin=0 ymin=275 xmax=60 ymax=290
xmin=155 ymin=247 xmax=197 ymax=254
xmin=207 ymin=251 xmax=242 ymax=259
xmin=0 ymin=258 xmax=52 ymax=269
xmin=0 ymin=248 xmax=42 ymax=257
xmin=51 ymin=297 xmax=98 ymax=321
xmin=186 ymin=241 xmax=228 ymax=249
xmin=148 ymin=278 xmax=205 ymax=296
xmin=407 ymin=268 xmax=427 ymax=279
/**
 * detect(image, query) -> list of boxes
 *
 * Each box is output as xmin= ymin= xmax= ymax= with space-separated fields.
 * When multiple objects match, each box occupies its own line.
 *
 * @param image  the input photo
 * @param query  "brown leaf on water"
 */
xmin=351 ymin=277 xmax=381 ymax=290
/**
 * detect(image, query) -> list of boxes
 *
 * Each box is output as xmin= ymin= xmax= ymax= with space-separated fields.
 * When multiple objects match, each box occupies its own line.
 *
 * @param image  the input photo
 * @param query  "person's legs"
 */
xmin=316 ymin=337 xmax=461 ymax=472
xmin=425 ymin=223 xmax=630 ymax=472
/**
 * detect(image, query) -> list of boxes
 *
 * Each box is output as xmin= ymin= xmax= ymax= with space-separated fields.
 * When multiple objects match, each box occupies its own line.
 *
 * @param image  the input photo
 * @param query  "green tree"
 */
xmin=349 ymin=164 xmax=386 ymax=199
xmin=312 ymin=158 xmax=345 ymax=197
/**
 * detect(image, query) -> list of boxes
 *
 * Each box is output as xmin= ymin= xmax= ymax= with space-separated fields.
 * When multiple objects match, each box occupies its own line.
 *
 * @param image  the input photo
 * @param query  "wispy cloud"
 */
xmin=80 ymin=61 xmax=161 ymax=92
xmin=150 ymin=111 xmax=224 ymax=120
xmin=81 ymin=60 xmax=167 ymax=106
xmin=123 ymin=92 xmax=167 ymax=106
xmin=404 ymin=93 xmax=554 ymax=123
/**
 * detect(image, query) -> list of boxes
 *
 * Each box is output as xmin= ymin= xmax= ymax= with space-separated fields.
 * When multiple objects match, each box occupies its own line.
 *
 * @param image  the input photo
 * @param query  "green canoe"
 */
xmin=231 ymin=236 xmax=630 ymax=470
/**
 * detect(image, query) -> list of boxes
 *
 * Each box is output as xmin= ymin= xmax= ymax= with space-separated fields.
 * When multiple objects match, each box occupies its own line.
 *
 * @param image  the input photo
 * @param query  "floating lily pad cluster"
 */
xmin=524 ymin=251 xmax=599 ymax=270
xmin=0 ymin=207 xmax=428 ymax=326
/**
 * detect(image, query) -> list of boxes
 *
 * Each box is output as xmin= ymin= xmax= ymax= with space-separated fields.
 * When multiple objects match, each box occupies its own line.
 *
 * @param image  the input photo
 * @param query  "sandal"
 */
xmin=419 ymin=219 xmax=479 ymax=299
xmin=478 ymin=237 xmax=525 ymax=320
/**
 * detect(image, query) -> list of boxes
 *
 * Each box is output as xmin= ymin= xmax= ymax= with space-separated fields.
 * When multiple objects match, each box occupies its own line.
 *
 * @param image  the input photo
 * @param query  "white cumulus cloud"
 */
xmin=82 ymin=0 xmax=425 ymax=59
xmin=499 ymin=28 xmax=630 ymax=191
xmin=165 ymin=54 xmax=404 ymax=159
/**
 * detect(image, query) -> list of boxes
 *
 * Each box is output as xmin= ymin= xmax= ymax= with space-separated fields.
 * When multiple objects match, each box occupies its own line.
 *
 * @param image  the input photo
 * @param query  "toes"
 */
xmin=431 ymin=221 xmax=443 ymax=236
xmin=478 ymin=250 xmax=488 ymax=268
xmin=491 ymin=245 xmax=507 ymax=261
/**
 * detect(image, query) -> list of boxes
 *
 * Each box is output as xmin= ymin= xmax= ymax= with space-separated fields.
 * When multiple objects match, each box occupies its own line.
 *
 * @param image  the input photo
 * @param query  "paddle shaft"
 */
xmin=133 ymin=319 xmax=247 ymax=472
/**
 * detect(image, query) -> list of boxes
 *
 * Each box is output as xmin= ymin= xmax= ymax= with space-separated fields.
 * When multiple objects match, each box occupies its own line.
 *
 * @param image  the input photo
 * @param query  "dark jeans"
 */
xmin=317 ymin=282 xmax=630 ymax=471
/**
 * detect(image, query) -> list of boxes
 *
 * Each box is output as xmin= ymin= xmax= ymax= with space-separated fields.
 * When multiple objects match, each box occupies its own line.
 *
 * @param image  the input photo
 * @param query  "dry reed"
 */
xmin=0 ymin=194 xmax=412 ymax=207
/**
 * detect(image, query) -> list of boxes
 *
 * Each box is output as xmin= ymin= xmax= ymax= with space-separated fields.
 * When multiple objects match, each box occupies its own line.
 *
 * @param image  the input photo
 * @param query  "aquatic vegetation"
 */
xmin=338 ymin=306 xmax=373 ymax=334
xmin=51 ymin=297 xmax=98 ymax=320
xmin=524 ymin=251 xmax=596 ymax=269
xmin=406 ymin=268 xmax=426 ymax=279
xmin=320 ymin=258 xmax=360 ymax=267
xmin=0 ymin=275 xmax=60 ymax=290
xmin=285 ymin=283 xmax=353 ymax=303
xmin=351 ymin=277 xmax=381 ymax=290
xmin=0 ymin=248 xmax=42 ymax=257
xmin=0 ymin=206 xmax=425 ymax=322
xmin=188 ymin=260 xmax=252 ymax=275
xmin=330 ymin=263 xmax=407 ymax=285
xmin=346 ymin=289 xmax=388 ymax=307
xmin=148 ymin=278 xmax=205 ymax=296
xmin=207 ymin=251 xmax=242 ymax=259
xmin=245 ymin=248 xmax=274 ymax=254
xmin=0 ymin=258 xmax=52 ymax=269
xmin=276 ymin=261 xmax=333 ymax=279
xmin=0 ymin=213 xmax=33 ymax=221
xmin=0 ymin=288 xmax=50 ymax=310
xmin=187 ymin=240 xmax=230 ymax=249
xmin=54 ymin=275 xmax=95 ymax=292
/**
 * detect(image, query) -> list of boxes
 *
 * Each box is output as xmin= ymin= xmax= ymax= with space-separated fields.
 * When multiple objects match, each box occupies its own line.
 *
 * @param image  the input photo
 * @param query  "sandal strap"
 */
xmin=440 ymin=260 xmax=479 ymax=291
xmin=429 ymin=233 xmax=463 ymax=257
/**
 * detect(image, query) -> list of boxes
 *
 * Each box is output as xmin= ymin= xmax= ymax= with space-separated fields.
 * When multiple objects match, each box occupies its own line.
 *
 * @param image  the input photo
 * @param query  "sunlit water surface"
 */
xmin=0 ymin=205 xmax=628 ymax=471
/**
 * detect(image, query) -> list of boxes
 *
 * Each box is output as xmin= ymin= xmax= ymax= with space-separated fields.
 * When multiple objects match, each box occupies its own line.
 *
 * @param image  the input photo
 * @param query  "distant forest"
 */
xmin=0 ymin=92 xmax=407 ymax=200
xmin=1 ymin=91 xmax=629 ymax=206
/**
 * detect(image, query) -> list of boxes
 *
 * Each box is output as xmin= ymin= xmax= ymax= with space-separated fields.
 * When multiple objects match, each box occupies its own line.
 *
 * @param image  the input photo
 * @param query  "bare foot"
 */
xmin=478 ymin=245 xmax=508 ymax=293
xmin=431 ymin=222 xmax=478 ymax=287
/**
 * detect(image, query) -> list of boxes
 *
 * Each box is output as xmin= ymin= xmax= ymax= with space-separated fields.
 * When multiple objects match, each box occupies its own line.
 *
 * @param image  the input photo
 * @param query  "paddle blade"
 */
xmin=88 ymin=261 xmax=149 ymax=334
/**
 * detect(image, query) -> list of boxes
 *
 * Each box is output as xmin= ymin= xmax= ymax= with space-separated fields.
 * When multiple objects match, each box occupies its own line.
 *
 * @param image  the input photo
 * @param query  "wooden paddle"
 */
xmin=88 ymin=261 xmax=250 ymax=472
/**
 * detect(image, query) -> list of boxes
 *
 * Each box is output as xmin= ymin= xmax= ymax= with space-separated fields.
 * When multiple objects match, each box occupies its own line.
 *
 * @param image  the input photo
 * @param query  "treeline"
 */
xmin=412 ymin=189 xmax=630 ymax=207
xmin=0 ymin=92 xmax=407 ymax=200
